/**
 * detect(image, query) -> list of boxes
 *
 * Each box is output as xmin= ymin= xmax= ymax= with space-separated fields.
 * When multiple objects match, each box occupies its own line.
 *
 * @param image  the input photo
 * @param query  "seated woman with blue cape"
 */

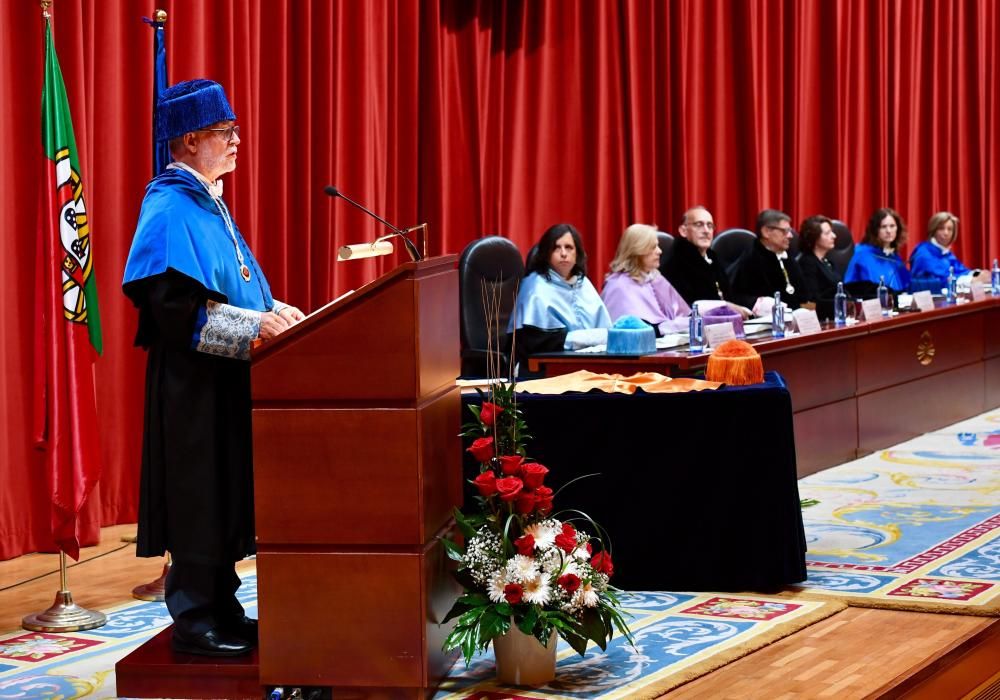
xmin=909 ymin=211 xmax=989 ymax=293
xmin=510 ymin=223 xmax=611 ymax=369
xmin=844 ymin=207 xmax=911 ymax=299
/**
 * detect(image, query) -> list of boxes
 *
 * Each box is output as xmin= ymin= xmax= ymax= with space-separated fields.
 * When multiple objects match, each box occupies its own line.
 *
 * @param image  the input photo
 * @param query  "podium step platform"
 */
xmin=115 ymin=625 xmax=260 ymax=699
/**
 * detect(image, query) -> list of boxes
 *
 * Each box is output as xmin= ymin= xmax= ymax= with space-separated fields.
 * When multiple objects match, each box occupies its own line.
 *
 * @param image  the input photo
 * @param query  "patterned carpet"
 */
xmin=791 ymin=409 xmax=1000 ymax=614
xmin=0 ymin=576 xmax=842 ymax=699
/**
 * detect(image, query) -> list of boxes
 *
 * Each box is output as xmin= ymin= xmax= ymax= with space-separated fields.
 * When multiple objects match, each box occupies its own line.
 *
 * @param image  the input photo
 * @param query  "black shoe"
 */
xmin=171 ymin=628 xmax=254 ymax=657
xmin=223 ymin=614 xmax=258 ymax=643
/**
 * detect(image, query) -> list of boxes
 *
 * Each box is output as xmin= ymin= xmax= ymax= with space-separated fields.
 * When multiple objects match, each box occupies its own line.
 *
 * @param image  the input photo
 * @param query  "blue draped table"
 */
xmin=462 ymin=371 xmax=807 ymax=592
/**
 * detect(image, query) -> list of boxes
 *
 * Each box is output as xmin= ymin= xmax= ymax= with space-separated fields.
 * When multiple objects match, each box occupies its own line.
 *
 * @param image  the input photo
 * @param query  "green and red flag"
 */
xmin=34 ymin=13 xmax=102 ymax=560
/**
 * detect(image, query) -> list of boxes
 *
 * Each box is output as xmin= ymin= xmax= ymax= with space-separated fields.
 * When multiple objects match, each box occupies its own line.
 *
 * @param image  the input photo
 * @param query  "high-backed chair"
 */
xmin=524 ymin=243 xmax=540 ymax=272
xmin=458 ymin=236 xmax=524 ymax=377
xmin=710 ymin=228 xmax=756 ymax=276
xmin=656 ymin=232 xmax=675 ymax=277
xmin=827 ymin=219 xmax=855 ymax=276
xmin=787 ymin=227 xmax=800 ymax=259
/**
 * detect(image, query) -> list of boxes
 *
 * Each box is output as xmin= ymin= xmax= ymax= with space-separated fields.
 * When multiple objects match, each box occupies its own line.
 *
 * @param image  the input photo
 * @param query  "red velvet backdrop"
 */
xmin=1 ymin=0 xmax=998 ymax=560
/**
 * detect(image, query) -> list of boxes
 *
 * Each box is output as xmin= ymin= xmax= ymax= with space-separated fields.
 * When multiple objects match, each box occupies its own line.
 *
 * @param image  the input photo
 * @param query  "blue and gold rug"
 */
xmin=0 ymin=576 xmax=842 ymax=699
xmin=792 ymin=409 xmax=1000 ymax=615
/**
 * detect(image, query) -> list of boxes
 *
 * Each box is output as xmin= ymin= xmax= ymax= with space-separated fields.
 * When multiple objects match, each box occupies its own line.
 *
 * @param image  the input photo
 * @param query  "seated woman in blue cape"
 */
xmin=601 ymin=223 xmax=690 ymax=334
xmin=909 ymin=211 xmax=989 ymax=293
xmin=843 ymin=207 xmax=911 ymax=299
xmin=510 ymin=223 xmax=611 ymax=366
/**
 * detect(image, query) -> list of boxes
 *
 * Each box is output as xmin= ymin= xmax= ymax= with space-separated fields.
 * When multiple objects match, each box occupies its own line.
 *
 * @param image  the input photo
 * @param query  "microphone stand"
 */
xmin=325 ymin=186 xmax=423 ymax=262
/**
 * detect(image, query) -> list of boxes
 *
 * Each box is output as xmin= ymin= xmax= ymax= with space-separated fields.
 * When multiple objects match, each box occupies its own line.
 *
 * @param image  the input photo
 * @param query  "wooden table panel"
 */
xmin=792 ymin=399 xmax=858 ymax=476
xmin=988 ymin=357 xmax=1000 ymax=409
xmin=858 ymin=363 xmax=985 ymax=454
xmin=766 ymin=340 xmax=857 ymax=412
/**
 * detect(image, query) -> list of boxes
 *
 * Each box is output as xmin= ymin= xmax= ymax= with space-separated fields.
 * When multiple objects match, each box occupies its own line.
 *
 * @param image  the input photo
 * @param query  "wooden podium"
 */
xmin=250 ymin=255 xmax=462 ymax=696
xmin=116 ymin=256 xmax=462 ymax=699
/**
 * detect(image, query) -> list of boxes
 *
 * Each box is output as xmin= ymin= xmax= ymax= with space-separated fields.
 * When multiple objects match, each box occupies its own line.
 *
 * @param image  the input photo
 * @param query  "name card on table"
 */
xmin=704 ymin=322 xmax=736 ymax=348
xmin=911 ymin=290 xmax=935 ymax=312
xmin=861 ymin=298 xmax=884 ymax=321
xmin=791 ymin=308 xmax=822 ymax=335
xmin=971 ymin=281 xmax=987 ymax=301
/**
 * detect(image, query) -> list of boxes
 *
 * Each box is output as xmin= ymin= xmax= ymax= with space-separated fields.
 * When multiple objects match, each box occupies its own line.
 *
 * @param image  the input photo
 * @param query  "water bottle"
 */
xmin=992 ymin=259 xmax=999 ymax=295
xmin=877 ymin=276 xmax=890 ymax=317
xmin=771 ymin=291 xmax=785 ymax=338
xmin=269 ymin=689 xmax=285 ymax=700
xmin=688 ymin=302 xmax=704 ymax=353
xmin=945 ymin=265 xmax=957 ymax=304
xmin=834 ymin=282 xmax=848 ymax=326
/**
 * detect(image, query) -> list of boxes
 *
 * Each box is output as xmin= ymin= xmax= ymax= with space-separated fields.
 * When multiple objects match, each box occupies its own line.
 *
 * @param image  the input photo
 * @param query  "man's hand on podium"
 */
xmin=259 ymin=311 xmax=291 ymax=339
xmin=278 ymin=306 xmax=305 ymax=323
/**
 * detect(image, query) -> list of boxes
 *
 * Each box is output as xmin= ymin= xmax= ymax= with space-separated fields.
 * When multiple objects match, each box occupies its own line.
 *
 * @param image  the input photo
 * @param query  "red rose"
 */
xmin=466 ymin=437 xmax=494 ymax=462
xmin=554 ymin=523 xmax=578 ymax=553
xmin=521 ymin=463 xmax=549 ymax=489
xmin=499 ymin=455 xmax=524 ymax=476
xmin=472 ymin=471 xmax=497 ymax=497
xmin=534 ymin=486 xmax=554 ymax=515
xmin=504 ymin=583 xmax=524 ymax=604
xmin=514 ymin=490 xmax=536 ymax=514
xmin=592 ymin=551 xmax=614 ymax=577
xmin=480 ymin=402 xmax=503 ymax=426
xmin=514 ymin=533 xmax=535 ymax=556
xmin=558 ymin=573 xmax=582 ymax=594
xmin=495 ymin=477 xmax=524 ymax=502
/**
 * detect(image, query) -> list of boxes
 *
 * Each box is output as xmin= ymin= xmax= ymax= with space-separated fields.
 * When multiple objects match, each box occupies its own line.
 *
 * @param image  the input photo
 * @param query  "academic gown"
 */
xmin=843 ymin=243 xmax=910 ymax=298
xmin=123 ymin=167 xmax=274 ymax=566
xmin=729 ymin=239 xmax=809 ymax=309
xmin=601 ymin=271 xmax=691 ymax=334
xmin=662 ymin=236 xmax=732 ymax=306
xmin=798 ymin=252 xmax=843 ymax=320
xmin=909 ymin=241 xmax=971 ymax=293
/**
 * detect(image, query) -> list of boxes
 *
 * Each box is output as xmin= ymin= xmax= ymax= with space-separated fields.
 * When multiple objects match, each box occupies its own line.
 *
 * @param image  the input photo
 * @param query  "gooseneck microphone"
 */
xmin=324 ymin=185 xmax=422 ymax=261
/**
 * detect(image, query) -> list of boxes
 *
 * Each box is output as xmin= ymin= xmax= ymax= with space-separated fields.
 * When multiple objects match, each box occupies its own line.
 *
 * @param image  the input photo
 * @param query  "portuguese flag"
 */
xmin=35 ymin=15 xmax=102 ymax=560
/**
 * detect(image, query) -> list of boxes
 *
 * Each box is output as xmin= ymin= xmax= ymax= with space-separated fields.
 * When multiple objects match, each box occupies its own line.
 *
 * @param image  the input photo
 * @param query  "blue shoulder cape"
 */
xmin=843 ymin=243 xmax=911 ymax=293
xmin=909 ymin=241 xmax=970 ymax=293
xmin=509 ymin=270 xmax=612 ymax=332
xmin=123 ymin=168 xmax=273 ymax=311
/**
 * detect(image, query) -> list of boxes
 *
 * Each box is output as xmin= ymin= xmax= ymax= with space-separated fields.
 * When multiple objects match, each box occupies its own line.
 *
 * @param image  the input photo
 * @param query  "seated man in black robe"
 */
xmin=729 ymin=209 xmax=812 ymax=312
xmin=662 ymin=205 xmax=750 ymax=317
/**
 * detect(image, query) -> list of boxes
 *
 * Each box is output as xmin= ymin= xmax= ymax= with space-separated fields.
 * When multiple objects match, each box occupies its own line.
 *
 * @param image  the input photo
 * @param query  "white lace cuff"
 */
xmin=192 ymin=301 xmax=261 ymax=360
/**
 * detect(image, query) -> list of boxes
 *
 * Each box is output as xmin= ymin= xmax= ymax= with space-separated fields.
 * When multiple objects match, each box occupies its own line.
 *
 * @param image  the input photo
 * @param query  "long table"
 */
xmin=529 ymin=297 xmax=1000 ymax=475
xmin=462 ymin=373 xmax=807 ymax=592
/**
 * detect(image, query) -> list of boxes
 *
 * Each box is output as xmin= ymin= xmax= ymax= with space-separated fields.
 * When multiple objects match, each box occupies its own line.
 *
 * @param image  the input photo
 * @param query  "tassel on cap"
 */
xmin=705 ymin=339 xmax=764 ymax=386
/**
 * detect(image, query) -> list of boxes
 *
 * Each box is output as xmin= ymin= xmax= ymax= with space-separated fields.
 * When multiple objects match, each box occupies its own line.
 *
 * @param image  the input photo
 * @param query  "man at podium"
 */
xmin=122 ymin=79 xmax=302 ymax=657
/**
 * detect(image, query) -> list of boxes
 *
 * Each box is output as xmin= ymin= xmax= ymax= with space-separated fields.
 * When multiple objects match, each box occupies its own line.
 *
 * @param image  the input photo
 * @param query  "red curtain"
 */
xmin=1 ymin=0 xmax=998 ymax=560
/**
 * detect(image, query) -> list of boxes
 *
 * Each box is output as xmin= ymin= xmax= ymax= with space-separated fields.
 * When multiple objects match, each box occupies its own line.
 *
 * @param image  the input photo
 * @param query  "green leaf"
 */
xmin=517 ymin=606 xmax=539 ymax=635
xmin=439 ymin=536 xmax=465 ymax=562
xmin=580 ymin=608 xmax=609 ymax=650
xmin=477 ymin=609 xmax=511 ymax=643
xmin=453 ymin=508 xmax=478 ymax=539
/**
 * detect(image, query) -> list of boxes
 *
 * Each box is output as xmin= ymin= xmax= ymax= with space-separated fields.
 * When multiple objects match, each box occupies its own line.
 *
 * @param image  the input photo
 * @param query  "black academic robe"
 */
xmin=662 ymin=236 xmax=732 ymax=306
xmin=798 ymin=252 xmax=843 ymax=320
xmin=730 ymin=240 xmax=809 ymax=309
xmin=126 ymin=270 xmax=256 ymax=566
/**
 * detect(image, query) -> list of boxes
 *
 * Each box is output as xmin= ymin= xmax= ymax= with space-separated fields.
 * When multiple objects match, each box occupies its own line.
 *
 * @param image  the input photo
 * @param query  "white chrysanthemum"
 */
xmin=561 ymin=560 xmax=581 ymax=579
xmin=572 ymin=538 xmax=592 ymax=561
xmin=487 ymin=571 xmax=508 ymax=603
xmin=522 ymin=574 xmax=552 ymax=605
xmin=574 ymin=581 xmax=600 ymax=608
xmin=523 ymin=520 xmax=561 ymax=549
xmin=506 ymin=554 xmax=540 ymax=582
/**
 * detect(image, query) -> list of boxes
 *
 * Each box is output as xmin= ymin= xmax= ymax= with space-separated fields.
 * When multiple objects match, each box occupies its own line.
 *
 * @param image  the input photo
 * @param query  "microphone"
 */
xmin=324 ymin=185 xmax=422 ymax=262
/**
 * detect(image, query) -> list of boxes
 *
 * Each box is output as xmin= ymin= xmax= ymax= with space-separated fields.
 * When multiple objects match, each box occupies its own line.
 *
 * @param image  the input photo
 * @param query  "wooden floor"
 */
xmin=0 ymin=524 xmax=997 ymax=699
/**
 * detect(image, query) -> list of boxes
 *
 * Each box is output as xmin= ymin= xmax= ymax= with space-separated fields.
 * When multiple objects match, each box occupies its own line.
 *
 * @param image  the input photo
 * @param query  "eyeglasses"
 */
xmin=686 ymin=221 xmax=715 ymax=231
xmin=198 ymin=125 xmax=240 ymax=143
xmin=765 ymin=225 xmax=792 ymax=235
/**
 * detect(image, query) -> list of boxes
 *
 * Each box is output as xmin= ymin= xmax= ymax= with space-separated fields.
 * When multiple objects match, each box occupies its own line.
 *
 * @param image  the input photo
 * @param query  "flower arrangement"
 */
xmin=442 ymin=380 xmax=633 ymax=665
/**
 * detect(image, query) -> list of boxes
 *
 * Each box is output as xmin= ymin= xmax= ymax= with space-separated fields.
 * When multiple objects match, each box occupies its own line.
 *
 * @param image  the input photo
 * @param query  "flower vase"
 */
xmin=493 ymin=626 xmax=558 ymax=686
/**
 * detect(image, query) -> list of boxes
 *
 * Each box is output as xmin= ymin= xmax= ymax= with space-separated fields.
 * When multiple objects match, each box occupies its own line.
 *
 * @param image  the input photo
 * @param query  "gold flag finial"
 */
xmin=40 ymin=0 xmax=52 ymax=18
xmin=155 ymin=9 xmax=167 ymax=23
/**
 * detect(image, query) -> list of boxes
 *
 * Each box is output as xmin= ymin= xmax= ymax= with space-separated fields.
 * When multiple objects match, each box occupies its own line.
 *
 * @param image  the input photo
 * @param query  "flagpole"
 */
xmin=22 ymin=552 xmax=107 ymax=632
xmin=22 ymin=0 xmax=106 ymax=634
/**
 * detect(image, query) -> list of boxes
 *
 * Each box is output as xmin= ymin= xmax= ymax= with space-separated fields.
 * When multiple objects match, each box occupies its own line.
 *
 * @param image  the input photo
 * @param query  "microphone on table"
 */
xmin=324 ymin=185 xmax=423 ymax=262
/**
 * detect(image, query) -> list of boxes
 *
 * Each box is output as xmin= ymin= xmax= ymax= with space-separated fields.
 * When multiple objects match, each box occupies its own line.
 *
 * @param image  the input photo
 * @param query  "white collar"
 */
xmin=168 ymin=162 xmax=224 ymax=198
xmin=774 ymin=250 xmax=788 ymax=261
xmin=931 ymin=238 xmax=951 ymax=254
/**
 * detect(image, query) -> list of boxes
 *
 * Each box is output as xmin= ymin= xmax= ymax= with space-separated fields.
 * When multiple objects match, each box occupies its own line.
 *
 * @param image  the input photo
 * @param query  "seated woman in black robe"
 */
xmin=797 ymin=215 xmax=844 ymax=320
